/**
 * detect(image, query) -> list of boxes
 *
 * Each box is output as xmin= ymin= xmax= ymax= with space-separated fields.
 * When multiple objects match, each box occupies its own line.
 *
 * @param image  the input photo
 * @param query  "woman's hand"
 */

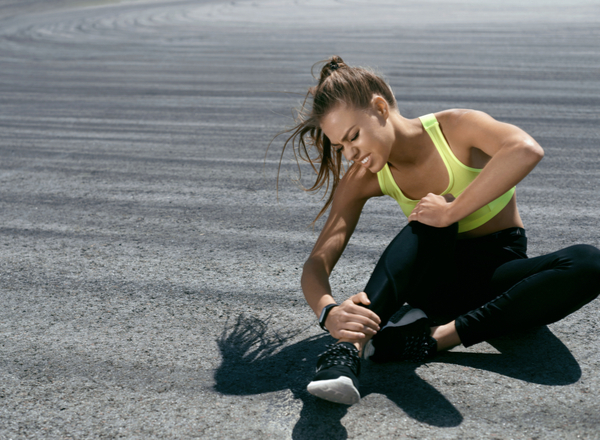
xmin=408 ymin=193 xmax=456 ymax=227
xmin=325 ymin=292 xmax=381 ymax=340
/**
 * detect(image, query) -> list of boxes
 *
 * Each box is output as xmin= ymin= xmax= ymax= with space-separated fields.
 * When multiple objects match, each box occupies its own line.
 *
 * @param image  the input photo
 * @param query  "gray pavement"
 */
xmin=1 ymin=0 xmax=599 ymax=438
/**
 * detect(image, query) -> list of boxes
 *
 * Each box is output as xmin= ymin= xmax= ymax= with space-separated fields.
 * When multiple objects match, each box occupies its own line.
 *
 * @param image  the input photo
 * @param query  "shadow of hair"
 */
xmin=213 ymin=314 xmax=461 ymax=435
xmin=214 ymin=314 xmax=352 ymax=439
xmin=213 ymin=315 xmax=580 ymax=436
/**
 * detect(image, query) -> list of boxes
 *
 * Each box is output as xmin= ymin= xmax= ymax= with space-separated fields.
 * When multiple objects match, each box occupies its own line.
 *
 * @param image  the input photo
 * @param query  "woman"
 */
xmin=279 ymin=56 xmax=600 ymax=405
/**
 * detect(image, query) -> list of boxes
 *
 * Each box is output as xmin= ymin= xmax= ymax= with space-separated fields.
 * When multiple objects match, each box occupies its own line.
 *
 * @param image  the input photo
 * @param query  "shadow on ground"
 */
xmin=214 ymin=314 xmax=581 ymax=439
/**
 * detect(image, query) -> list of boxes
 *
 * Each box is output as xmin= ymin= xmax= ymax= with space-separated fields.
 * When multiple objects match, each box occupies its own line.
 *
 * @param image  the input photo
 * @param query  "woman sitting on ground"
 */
xmin=278 ymin=56 xmax=600 ymax=405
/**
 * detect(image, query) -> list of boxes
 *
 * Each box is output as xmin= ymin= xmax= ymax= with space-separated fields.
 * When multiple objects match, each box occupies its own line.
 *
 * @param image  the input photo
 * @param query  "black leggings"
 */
xmin=364 ymin=221 xmax=600 ymax=347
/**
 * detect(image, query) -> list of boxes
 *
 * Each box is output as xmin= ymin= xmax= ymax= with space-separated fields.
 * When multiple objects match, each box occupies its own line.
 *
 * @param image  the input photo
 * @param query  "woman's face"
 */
xmin=320 ymin=98 xmax=394 ymax=173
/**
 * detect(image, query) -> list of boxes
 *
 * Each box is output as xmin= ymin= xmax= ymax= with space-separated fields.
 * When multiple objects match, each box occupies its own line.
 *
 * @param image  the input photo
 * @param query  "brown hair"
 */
xmin=275 ymin=56 xmax=397 ymax=223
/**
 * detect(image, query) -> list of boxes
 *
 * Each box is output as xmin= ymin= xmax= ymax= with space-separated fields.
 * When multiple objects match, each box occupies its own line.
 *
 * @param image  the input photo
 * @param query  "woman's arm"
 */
xmin=302 ymin=164 xmax=382 ymax=341
xmin=408 ymin=110 xmax=544 ymax=227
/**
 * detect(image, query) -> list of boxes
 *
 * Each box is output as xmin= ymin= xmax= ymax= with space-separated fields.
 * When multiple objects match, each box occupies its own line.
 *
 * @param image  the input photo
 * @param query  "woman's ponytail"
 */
xmin=273 ymin=56 xmax=396 ymax=224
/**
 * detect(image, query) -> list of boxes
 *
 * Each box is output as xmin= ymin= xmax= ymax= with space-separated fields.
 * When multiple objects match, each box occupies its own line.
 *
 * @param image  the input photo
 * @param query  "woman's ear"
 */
xmin=371 ymin=95 xmax=389 ymax=120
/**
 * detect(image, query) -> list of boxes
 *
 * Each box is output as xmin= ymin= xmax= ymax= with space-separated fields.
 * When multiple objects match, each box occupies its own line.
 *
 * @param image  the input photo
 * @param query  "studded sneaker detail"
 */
xmin=363 ymin=305 xmax=437 ymax=363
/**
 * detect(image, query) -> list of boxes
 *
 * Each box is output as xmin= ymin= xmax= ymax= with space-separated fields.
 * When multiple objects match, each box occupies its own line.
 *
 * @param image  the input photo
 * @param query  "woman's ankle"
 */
xmin=430 ymin=321 xmax=461 ymax=351
xmin=337 ymin=335 xmax=373 ymax=357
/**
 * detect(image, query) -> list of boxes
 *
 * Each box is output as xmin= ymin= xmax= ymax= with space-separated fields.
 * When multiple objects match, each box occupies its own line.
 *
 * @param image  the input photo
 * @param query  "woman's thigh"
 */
xmin=488 ymin=244 xmax=600 ymax=323
xmin=419 ymin=228 xmax=528 ymax=323
xmin=454 ymin=244 xmax=600 ymax=346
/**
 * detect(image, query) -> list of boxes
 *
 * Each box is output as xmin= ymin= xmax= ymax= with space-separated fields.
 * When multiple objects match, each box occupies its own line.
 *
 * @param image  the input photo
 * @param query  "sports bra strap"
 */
xmin=419 ymin=113 xmax=438 ymax=130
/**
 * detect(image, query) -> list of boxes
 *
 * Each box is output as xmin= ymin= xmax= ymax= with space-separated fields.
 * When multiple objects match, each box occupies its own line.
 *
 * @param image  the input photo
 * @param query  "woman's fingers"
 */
xmin=348 ymin=292 xmax=381 ymax=323
xmin=339 ymin=322 xmax=377 ymax=338
xmin=336 ymin=319 xmax=380 ymax=340
xmin=350 ymin=291 xmax=371 ymax=306
xmin=327 ymin=297 xmax=381 ymax=339
xmin=336 ymin=301 xmax=380 ymax=331
xmin=345 ymin=309 xmax=380 ymax=332
xmin=408 ymin=193 xmax=455 ymax=226
xmin=341 ymin=302 xmax=380 ymax=328
xmin=337 ymin=329 xmax=368 ymax=340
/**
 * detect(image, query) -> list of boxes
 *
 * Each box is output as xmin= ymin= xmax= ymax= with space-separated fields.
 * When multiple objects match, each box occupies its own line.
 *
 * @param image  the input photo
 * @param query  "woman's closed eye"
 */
xmin=334 ymin=132 xmax=358 ymax=153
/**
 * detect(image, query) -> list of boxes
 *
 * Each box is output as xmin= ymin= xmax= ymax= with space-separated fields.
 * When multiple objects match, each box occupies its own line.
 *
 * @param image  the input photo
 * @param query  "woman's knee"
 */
xmin=566 ymin=244 xmax=600 ymax=266
xmin=563 ymin=244 xmax=600 ymax=286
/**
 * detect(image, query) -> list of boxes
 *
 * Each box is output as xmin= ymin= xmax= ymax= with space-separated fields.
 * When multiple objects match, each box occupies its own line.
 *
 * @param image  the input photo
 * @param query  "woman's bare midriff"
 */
xmin=457 ymin=194 xmax=523 ymax=239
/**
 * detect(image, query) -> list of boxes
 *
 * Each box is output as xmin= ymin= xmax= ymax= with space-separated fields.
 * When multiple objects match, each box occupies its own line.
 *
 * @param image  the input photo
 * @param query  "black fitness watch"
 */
xmin=319 ymin=303 xmax=338 ymax=332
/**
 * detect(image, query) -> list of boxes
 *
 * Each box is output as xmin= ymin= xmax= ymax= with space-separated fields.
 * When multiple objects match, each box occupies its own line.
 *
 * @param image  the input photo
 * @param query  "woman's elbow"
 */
xmin=522 ymin=138 xmax=544 ymax=165
xmin=303 ymin=256 xmax=324 ymax=274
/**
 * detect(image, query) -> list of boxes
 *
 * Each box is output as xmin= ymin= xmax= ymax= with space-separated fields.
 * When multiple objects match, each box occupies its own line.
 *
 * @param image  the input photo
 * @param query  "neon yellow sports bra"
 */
xmin=376 ymin=113 xmax=515 ymax=233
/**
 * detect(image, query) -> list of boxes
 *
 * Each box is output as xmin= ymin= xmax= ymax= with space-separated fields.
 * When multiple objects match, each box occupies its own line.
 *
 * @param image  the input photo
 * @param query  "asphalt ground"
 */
xmin=0 ymin=0 xmax=599 ymax=438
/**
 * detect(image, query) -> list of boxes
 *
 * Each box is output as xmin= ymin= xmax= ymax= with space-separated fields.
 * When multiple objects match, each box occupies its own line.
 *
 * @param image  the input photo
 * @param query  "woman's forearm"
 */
xmin=301 ymin=258 xmax=336 ymax=319
xmin=301 ymin=257 xmax=381 ymax=340
xmin=447 ymin=139 xmax=544 ymax=224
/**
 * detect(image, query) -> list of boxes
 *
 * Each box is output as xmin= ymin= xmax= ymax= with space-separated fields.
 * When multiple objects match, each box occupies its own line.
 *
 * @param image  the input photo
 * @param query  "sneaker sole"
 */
xmin=307 ymin=376 xmax=361 ymax=405
xmin=363 ymin=306 xmax=427 ymax=360
xmin=383 ymin=306 xmax=427 ymax=330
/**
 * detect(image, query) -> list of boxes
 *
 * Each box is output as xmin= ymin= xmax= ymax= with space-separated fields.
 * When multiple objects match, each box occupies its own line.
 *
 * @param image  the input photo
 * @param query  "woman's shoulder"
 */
xmin=433 ymin=108 xmax=488 ymax=128
xmin=432 ymin=109 xmax=499 ymax=146
xmin=335 ymin=162 xmax=383 ymax=203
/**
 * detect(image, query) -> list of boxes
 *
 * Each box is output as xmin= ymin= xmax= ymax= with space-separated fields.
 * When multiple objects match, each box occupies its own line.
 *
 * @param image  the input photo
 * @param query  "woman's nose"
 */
xmin=342 ymin=146 xmax=358 ymax=162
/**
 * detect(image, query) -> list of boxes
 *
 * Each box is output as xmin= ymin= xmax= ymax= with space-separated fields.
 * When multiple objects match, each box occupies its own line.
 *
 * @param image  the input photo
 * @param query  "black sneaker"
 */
xmin=363 ymin=305 xmax=437 ymax=363
xmin=306 ymin=342 xmax=361 ymax=405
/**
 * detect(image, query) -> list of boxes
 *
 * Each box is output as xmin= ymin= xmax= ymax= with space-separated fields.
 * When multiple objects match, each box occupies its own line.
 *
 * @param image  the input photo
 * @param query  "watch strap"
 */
xmin=319 ymin=303 xmax=338 ymax=332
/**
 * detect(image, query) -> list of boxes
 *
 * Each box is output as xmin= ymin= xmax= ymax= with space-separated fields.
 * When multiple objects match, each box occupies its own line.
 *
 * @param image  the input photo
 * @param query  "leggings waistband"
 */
xmin=460 ymin=227 xmax=526 ymax=245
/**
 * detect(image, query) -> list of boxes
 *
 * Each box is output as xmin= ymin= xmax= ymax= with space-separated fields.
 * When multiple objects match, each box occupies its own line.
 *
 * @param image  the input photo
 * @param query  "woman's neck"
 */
xmin=387 ymin=113 xmax=426 ymax=168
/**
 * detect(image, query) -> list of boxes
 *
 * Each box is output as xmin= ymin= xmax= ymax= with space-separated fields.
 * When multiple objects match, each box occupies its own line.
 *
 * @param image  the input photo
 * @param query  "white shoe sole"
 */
xmin=307 ymin=376 xmax=360 ymax=405
xmin=363 ymin=306 xmax=427 ymax=360
xmin=383 ymin=307 xmax=427 ymax=329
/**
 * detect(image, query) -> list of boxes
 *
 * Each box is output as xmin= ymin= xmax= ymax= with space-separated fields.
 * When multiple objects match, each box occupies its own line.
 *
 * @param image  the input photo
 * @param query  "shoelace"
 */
xmin=316 ymin=343 xmax=361 ymax=375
